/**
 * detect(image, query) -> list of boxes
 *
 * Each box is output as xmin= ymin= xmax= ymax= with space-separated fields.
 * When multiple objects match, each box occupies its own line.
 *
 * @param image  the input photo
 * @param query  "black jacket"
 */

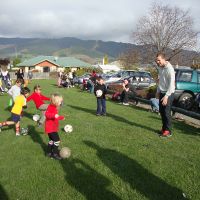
xmin=94 ymin=83 xmax=107 ymax=99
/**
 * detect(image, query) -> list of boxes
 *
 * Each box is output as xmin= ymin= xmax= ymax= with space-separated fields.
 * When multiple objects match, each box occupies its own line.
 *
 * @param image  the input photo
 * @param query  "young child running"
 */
xmin=7 ymin=78 xmax=23 ymax=105
xmin=94 ymin=77 xmax=107 ymax=116
xmin=26 ymin=84 xmax=50 ymax=126
xmin=45 ymin=93 xmax=65 ymax=160
xmin=0 ymin=87 xmax=30 ymax=136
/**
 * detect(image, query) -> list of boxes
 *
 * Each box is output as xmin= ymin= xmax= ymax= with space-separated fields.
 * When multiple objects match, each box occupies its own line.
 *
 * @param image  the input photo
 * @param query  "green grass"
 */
xmin=0 ymin=79 xmax=199 ymax=200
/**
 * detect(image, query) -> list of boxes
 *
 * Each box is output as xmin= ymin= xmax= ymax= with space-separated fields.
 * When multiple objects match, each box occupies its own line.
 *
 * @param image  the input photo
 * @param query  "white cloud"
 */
xmin=0 ymin=0 xmax=199 ymax=43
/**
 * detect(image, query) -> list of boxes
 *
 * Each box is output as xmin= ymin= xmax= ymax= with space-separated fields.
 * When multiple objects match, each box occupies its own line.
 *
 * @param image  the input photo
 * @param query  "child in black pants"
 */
xmin=94 ymin=77 xmax=107 ymax=116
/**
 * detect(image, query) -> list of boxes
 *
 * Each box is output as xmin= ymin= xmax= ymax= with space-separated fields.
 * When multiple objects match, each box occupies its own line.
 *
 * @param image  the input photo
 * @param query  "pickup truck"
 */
xmin=175 ymin=68 xmax=200 ymax=110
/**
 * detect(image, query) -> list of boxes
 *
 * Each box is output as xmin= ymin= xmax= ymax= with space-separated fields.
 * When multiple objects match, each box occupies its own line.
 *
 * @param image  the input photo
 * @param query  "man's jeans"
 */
xmin=159 ymin=93 xmax=174 ymax=131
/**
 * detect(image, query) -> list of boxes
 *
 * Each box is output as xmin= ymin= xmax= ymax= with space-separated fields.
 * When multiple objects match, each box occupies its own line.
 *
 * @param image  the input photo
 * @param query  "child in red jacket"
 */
xmin=45 ymin=93 xmax=65 ymax=160
xmin=27 ymin=84 xmax=50 ymax=126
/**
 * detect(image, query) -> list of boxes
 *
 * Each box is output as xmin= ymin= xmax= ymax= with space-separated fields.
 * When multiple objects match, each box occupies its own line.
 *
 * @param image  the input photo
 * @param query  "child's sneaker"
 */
xmin=46 ymin=153 xmax=53 ymax=159
xmin=53 ymin=153 xmax=62 ymax=160
xmin=16 ymin=132 xmax=20 ymax=136
xmin=37 ymin=121 xmax=43 ymax=128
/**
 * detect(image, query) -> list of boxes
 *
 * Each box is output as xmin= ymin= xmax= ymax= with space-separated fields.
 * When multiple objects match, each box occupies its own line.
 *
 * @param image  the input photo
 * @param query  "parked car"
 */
xmin=107 ymin=72 xmax=156 ymax=92
xmin=104 ymin=70 xmax=137 ymax=83
xmin=174 ymin=67 xmax=200 ymax=110
xmin=73 ymin=73 xmax=91 ymax=85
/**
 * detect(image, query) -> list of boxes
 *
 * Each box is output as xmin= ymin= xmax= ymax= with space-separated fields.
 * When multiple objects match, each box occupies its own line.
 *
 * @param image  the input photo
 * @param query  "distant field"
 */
xmin=0 ymin=79 xmax=199 ymax=200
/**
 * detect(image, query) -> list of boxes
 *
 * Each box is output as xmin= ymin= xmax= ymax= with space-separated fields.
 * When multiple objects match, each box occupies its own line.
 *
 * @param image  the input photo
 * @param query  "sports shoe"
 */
xmin=46 ymin=153 xmax=53 ymax=159
xmin=16 ymin=132 xmax=20 ymax=136
xmin=53 ymin=153 xmax=62 ymax=160
xmin=96 ymin=113 xmax=101 ymax=116
xmin=0 ymin=124 xmax=2 ymax=132
xmin=37 ymin=121 xmax=43 ymax=128
xmin=160 ymin=130 xmax=172 ymax=137
xmin=101 ymin=113 xmax=106 ymax=116
xmin=123 ymin=102 xmax=129 ymax=106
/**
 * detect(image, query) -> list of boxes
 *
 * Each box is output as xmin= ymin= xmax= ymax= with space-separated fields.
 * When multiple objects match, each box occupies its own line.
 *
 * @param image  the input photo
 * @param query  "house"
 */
xmin=17 ymin=56 xmax=91 ymax=72
xmin=93 ymin=64 xmax=121 ymax=73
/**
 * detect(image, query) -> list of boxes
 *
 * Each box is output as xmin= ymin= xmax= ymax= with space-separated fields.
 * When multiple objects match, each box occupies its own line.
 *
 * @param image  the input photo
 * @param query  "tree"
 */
xmin=119 ymin=49 xmax=141 ymax=69
xmin=133 ymin=2 xmax=198 ymax=61
xmin=13 ymin=57 xmax=21 ymax=68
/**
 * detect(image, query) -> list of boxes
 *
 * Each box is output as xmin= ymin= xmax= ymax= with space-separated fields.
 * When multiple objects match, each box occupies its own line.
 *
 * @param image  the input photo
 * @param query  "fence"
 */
xmin=9 ymin=72 xmax=50 ymax=80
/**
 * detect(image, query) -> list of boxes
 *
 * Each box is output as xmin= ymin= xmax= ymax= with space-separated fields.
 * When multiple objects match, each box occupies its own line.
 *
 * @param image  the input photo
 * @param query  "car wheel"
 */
xmin=178 ymin=93 xmax=194 ymax=110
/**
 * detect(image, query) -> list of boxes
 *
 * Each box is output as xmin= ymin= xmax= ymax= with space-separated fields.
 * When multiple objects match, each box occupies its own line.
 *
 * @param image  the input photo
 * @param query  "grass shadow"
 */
xmin=0 ymin=184 xmax=9 ymax=200
xmin=68 ymin=105 xmax=158 ymax=133
xmin=84 ymin=141 xmax=187 ymax=200
xmin=28 ymin=125 xmax=46 ymax=155
xmin=60 ymin=158 xmax=121 ymax=200
xmin=148 ymin=116 xmax=200 ymax=136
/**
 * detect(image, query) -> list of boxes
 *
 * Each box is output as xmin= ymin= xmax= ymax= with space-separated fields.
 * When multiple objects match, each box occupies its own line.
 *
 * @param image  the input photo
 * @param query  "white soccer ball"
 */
xmin=33 ymin=114 xmax=40 ymax=122
xmin=64 ymin=124 xmax=73 ymax=133
xmin=96 ymin=90 xmax=103 ymax=97
xmin=60 ymin=147 xmax=71 ymax=159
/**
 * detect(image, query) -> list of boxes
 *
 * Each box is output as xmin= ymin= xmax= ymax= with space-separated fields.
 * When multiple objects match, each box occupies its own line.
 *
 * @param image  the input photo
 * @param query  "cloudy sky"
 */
xmin=0 ymin=0 xmax=199 ymax=43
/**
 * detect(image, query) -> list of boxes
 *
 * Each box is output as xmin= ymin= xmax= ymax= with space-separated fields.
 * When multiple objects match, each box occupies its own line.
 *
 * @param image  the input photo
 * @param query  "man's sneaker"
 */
xmin=16 ymin=132 xmax=20 ymax=136
xmin=53 ymin=153 xmax=62 ymax=160
xmin=123 ymin=102 xmax=129 ymax=106
xmin=118 ymin=102 xmax=123 ymax=104
xmin=96 ymin=113 xmax=101 ymax=116
xmin=0 ymin=124 xmax=2 ymax=132
xmin=101 ymin=113 xmax=106 ymax=116
xmin=160 ymin=130 xmax=172 ymax=137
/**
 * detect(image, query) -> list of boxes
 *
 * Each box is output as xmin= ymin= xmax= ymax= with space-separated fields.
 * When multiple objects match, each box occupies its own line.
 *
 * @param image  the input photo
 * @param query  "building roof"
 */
xmin=17 ymin=56 xmax=91 ymax=68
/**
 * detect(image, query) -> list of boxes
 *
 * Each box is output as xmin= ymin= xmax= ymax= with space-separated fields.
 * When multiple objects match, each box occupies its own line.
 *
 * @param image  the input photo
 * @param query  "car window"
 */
xmin=198 ymin=72 xmax=200 ymax=83
xmin=178 ymin=71 xmax=192 ymax=82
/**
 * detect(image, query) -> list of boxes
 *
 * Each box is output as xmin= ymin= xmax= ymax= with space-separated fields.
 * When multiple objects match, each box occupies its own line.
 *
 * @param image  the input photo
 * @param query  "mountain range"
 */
xmin=0 ymin=37 xmax=198 ymax=66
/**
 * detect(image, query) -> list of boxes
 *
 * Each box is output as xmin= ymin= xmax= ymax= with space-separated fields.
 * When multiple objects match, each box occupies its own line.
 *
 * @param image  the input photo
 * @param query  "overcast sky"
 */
xmin=0 ymin=0 xmax=199 ymax=43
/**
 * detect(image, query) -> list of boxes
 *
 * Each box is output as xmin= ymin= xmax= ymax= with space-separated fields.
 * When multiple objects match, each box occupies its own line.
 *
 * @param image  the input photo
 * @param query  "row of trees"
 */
xmin=119 ymin=2 xmax=199 ymax=69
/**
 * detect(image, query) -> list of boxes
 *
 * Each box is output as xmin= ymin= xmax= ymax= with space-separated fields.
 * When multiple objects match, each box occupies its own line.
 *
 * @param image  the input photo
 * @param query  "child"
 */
xmin=0 ymin=87 xmax=30 ymax=136
xmin=45 ymin=93 xmax=65 ymax=160
xmin=94 ymin=77 xmax=107 ymax=116
xmin=27 ymin=84 xmax=50 ymax=126
xmin=7 ymin=79 xmax=23 ymax=105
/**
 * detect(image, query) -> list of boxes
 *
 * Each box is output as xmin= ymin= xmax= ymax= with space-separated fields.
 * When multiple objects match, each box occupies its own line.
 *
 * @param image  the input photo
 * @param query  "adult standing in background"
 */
xmin=15 ymin=69 xmax=24 ymax=83
xmin=155 ymin=53 xmax=175 ymax=137
xmin=0 ymin=59 xmax=11 ymax=92
xmin=27 ymin=70 xmax=33 ymax=83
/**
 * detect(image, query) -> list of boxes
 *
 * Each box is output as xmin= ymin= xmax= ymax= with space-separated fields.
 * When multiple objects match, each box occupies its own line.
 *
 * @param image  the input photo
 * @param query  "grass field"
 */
xmin=0 ymin=79 xmax=199 ymax=200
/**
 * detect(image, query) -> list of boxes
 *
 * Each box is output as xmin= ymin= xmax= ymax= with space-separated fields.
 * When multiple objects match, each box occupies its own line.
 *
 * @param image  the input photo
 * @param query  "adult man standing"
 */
xmin=156 ymin=53 xmax=175 ymax=137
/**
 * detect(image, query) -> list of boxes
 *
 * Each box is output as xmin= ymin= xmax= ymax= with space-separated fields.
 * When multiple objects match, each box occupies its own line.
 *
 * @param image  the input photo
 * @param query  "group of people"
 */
xmin=93 ymin=53 xmax=175 ymax=138
xmin=0 ymin=52 xmax=177 ymax=166
xmin=57 ymin=70 xmax=75 ymax=88
xmin=0 ymin=69 xmax=65 ymax=160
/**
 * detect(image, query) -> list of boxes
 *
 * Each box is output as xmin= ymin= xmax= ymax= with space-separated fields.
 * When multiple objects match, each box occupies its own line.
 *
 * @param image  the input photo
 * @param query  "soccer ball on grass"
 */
xmin=59 ymin=147 xmax=71 ymax=159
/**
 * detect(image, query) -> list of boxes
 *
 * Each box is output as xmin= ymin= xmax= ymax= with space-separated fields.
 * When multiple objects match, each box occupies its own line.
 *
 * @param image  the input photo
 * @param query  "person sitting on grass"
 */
xmin=0 ymin=87 xmax=30 ymax=136
xmin=45 ymin=93 xmax=65 ymax=160
xmin=94 ymin=77 xmax=107 ymax=116
xmin=119 ymin=79 xmax=136 ymax=106
xmin=26 ymin=84 xmax=50 ymax=126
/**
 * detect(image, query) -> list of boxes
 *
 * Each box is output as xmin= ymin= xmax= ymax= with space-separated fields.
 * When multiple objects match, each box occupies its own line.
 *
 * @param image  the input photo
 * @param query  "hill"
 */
xmin=0 ymin=37 xmax=198 ymax=65
xmin=0 ymin=37 xmax=138 ymax=64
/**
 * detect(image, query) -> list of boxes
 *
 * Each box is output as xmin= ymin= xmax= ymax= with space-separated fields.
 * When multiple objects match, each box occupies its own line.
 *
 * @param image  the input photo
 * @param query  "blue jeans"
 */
xmin=96 ymin=98 xmax=106 ymax=115
xmin=150 ymin=98 xmax=159 ymax=112
xmin=159 ymin=93 xmax=174 ymax=131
